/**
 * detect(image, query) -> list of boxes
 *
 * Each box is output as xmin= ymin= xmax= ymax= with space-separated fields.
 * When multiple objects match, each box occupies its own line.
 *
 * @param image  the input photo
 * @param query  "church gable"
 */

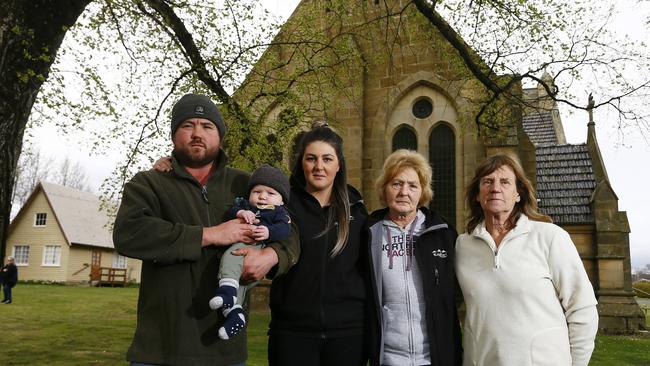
xmin=236 ymin=0 xmax=493 ymax=135
xmin=591 ymin=179 xmax=619 ymax=203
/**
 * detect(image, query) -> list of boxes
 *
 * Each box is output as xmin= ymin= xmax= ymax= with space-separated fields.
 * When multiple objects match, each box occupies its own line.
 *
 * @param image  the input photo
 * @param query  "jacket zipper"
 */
xmin=402 ymin=228 xmax=415 ymax=365
xmin=413 ymin=222 xmax=445 ymax=287
xmin=319 ymin=219 xmax=333 ymax=339
xmin=417 ymin=226 xmax=442 ymax=365
xmin=434 ymin=268 xmax=439 ymax=285
xmin=201 ymin=185 xmax=211 ymax=226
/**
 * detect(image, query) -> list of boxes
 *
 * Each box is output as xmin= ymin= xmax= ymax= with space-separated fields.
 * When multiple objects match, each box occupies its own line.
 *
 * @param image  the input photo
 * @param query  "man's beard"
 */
xmin=173 ymin=145 xmax=219 ymax=168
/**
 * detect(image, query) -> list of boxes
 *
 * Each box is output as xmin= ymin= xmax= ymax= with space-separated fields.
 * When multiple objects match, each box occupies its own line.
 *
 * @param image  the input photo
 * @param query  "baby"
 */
xmin=210 ymin=164 xmax=291 ymax=340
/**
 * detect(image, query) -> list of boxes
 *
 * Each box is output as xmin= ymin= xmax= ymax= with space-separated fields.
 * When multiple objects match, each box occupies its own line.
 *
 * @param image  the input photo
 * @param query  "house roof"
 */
xmin=522 ymin=112 xmax=558 ymax=146
xmin=533 ymin=142 xmax=596 ymax=224
xmin=16 ymin=182 xmax=115 ymax=249
xmin=42 ymin=182 xmax=114 ymax=248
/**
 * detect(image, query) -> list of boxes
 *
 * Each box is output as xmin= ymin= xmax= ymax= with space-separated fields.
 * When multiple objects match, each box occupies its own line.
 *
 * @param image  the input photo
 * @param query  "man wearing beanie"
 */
xmin=113 ymin=94 xmax=299 ymax=366
xmin=208 ymin=164 xmax=291 ymax=341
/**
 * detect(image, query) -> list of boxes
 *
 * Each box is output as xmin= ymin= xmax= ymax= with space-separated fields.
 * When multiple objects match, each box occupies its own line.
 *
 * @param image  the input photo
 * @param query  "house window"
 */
xmin=392 ymin=126 xmax=417 ymax=151
xmin=112 ymin=253 xmax=127 ymax=269
xmin=42 ymin=245 xmax=62 ymax=266
xmin=429 ymin=124 xmax=456 ymax=227
xmin=34 ymin=213 xmax=47 ymax=226
xmin=13 ymin=245 xmax=30 ymax=266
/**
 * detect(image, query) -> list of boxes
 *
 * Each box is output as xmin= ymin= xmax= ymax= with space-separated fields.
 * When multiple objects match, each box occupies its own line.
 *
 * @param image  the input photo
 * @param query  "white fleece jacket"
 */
xmin=455 ymin=215 xmax=598 ymax=366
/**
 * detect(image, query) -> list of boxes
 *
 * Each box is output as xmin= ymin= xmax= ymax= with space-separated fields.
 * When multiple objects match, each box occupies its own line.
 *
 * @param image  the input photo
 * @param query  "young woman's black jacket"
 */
xmin=366 ymin=206 xmax=462 ymax=366
xmin=269 ymin=174 xmax=369 ymax=337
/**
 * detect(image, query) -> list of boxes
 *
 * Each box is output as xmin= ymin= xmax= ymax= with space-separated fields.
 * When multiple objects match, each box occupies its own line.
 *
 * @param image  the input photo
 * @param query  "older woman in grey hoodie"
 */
xmin=366 ymin=149 xmax=462 ymax=366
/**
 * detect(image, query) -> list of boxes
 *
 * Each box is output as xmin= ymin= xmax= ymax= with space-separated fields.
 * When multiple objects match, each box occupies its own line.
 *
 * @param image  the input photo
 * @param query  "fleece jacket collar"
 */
xmin=170 ymin=148 xmax=229 ymax=186
xmin=471 ymin=214 xmax=532 ymax=251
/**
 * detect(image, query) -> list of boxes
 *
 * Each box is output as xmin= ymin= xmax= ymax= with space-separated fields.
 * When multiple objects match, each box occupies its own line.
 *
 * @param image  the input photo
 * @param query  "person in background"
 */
xmin=367 ymin=149 xmax=462 ymax=366
xmin=267 ymin=122 xmax=369 ymax=366
xmin=113 ymin=93 xmax=299 ymax=366
xmin=455 ymin=153 xmax=598 ymax=366
xmin=1 ymin=256 xmax=18 ymax=304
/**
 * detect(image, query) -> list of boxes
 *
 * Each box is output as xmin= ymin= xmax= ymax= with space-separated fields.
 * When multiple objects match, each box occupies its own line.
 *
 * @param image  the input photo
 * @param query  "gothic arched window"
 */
xmin=392 ymin=126 xmax=417 ymax=151
xmin=429 ymin=124 xmax=456 ymax=226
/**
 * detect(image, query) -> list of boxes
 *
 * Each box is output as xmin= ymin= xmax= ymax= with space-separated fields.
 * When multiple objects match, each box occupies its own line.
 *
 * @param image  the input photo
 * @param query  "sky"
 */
xmin=26 ymin=0 xmax=650 ymax=268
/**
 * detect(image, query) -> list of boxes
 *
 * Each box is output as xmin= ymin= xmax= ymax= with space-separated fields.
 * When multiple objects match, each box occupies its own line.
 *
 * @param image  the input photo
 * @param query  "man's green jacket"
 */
xmin=113 ymin=151 xmax=299 ymax=366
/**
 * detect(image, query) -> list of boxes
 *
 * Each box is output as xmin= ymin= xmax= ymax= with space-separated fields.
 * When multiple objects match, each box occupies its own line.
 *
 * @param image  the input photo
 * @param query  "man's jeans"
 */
xmin=2 ymin=284 xmax=12 ymax=302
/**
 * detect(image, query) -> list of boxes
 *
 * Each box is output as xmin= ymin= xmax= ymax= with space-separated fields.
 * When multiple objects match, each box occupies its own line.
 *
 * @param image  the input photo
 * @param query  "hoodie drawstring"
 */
xmin=405 ymin=221 xmax=417 ymax=271
xmin=385 ymin=226 xmax=395 ymax=270
xmin=385 ymin=220 xmax=418 ymax=271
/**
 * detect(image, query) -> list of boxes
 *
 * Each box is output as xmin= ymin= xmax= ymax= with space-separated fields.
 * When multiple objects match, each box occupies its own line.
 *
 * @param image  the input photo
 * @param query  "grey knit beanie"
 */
xmin=171 ymin=93 xmax=226 ymax=138
xmin=248 ymin=165 xmax=290 ymax=204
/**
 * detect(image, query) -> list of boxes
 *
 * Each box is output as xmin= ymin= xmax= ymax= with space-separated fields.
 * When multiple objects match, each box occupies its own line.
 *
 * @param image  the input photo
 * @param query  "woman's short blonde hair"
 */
xmin=375 ymin=149 xmax=433 ymax=207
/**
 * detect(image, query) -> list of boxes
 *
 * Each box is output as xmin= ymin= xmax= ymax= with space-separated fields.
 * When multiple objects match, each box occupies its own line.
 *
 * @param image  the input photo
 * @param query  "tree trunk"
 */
xmin=0 ymin=0 xmax=92 ymax=260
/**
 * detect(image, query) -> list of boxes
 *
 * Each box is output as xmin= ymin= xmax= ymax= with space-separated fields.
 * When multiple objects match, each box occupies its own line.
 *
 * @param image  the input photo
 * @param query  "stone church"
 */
xmin=237 ymin=0 xmax=645 ymax=333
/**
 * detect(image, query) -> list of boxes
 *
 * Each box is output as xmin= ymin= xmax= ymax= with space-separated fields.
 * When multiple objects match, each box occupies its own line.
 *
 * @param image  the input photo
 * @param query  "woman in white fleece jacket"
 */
xmin=455 ymin=153 xmax=598 ymax=366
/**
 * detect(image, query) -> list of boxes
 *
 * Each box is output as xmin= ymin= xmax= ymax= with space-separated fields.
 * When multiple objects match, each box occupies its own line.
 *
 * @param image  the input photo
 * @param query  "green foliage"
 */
xmin=226 ymin=105 xmax=307 ymax=172
xmin=15 ymin=69 xmax=35 ymax=84
xmin=634 ymin=281 xmax=650 ymax=298
xmin=9 ymin=24 xmax=52 ymax=85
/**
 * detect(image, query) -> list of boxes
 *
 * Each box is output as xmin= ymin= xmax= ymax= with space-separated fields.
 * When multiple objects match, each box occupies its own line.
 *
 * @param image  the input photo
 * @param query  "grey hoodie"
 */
xmin=373 ymin=210 xmax=430 ymax=365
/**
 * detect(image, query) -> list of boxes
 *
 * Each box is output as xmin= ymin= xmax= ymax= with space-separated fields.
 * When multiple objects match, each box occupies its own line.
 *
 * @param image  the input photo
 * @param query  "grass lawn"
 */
xmin=1 ymin=284 xmax=649 ymax=365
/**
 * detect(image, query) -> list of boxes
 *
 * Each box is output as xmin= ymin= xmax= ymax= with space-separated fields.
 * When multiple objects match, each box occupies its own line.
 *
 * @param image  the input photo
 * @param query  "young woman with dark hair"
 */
xmin=267 ymin=122 xmax=369 ymax=366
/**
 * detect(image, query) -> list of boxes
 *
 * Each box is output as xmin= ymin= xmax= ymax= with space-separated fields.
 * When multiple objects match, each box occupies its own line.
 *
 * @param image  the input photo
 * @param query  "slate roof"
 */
xmin=40 ymin=182 xmax=114 ymax=248
xmin=522 ymin=112 xmax=557 ymax=145
xmin=534 ymin=144 xmax=596 ymax=224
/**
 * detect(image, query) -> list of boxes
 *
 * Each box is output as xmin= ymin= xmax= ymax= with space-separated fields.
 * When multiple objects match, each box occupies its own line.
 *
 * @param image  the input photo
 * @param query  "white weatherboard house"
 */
xmin=7 ymin=182 xmax=141 ymax=284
